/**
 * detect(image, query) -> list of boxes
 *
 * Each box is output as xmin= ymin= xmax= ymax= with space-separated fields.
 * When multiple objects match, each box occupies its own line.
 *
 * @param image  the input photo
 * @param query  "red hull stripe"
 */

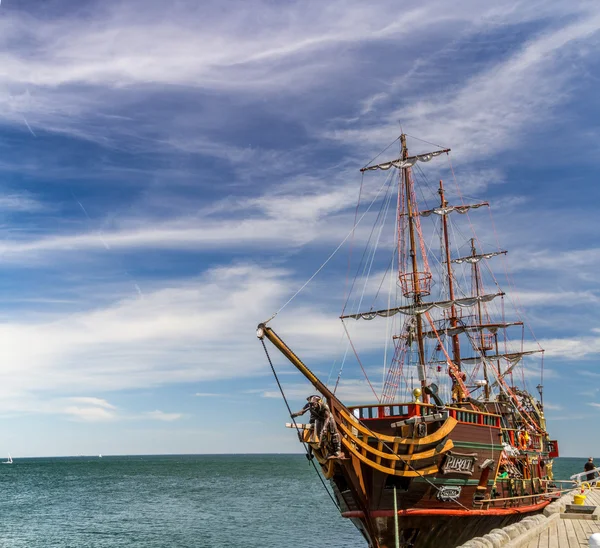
xmin=341 ymin=500 xmax=550 ymax=519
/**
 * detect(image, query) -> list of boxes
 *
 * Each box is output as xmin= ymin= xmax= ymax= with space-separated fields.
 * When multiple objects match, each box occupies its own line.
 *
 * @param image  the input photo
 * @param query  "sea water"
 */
xmin=0 ymin=455 xmax=588 ymax=547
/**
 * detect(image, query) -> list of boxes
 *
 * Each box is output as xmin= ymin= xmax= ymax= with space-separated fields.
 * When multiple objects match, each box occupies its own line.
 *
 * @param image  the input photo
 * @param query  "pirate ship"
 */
xmin=257 ymin=134 xmax=559 ymax=548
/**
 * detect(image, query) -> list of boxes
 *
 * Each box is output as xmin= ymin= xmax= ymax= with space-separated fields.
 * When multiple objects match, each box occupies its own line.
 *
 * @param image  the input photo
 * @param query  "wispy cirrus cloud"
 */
xmin=327 ymin=10 xmax=600 ymax=160
xmin=0 ymin=193 xmax=46 ymax=213
xmin=1 ymin=0 xmax=597 ymax=162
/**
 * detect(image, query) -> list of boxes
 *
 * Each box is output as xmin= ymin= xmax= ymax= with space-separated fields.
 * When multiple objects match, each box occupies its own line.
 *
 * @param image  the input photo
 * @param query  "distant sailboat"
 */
xmin=3 ymin=453 xmax=13 ymax=464
xmin=98 ymin=454 xmax=102 ymax=458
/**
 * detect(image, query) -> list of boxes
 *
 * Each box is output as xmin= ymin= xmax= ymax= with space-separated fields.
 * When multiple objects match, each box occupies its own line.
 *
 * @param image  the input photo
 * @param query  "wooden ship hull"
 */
xmin=325 ymin=410 xmax=552 ymax=548
xmin=261 ymin=325 xmax=558 ymax=548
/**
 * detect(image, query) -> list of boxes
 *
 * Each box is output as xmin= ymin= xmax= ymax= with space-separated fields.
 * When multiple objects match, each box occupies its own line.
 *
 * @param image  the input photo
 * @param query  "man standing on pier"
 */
xmin=585 ymin=457 xmax=596 ymax=481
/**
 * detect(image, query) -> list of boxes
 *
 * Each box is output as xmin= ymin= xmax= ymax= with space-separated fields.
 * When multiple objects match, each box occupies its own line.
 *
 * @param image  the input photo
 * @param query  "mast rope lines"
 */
xmin=260 ymin=338 xmax=340 ymax=511
xmin=264 ymin=169 xmax=393 ymax=326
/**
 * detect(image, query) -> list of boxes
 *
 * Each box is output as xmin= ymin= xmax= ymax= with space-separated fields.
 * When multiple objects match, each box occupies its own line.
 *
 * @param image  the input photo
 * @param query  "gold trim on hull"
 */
xmin=338 ymin=420 xmax=455 ymax=461
xmin=344 ymin=441 xmax=440 ymax=476
xmin=338 ymin=408 xmax=458 ymax=446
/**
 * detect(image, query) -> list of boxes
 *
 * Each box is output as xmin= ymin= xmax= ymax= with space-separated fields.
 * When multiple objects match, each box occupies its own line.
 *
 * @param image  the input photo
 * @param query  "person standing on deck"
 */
xmin=585 ymin=457 xmax=596 ymax=481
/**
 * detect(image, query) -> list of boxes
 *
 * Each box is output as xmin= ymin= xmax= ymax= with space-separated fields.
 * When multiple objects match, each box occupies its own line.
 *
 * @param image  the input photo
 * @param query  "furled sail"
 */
xmin=420 ymin=321 xmax=523 ymax=339
xmin=419 ymin=202 xmax=489 ymax=217
xmin=341 ymin=292 xmax=504 ymax=321
xmin=430 ymin=349 xmax=542 ymax=366
xmin=452 ymin=251 xmax=507 ymax=264
xmin=360 ymin=148 xmax=450 ymax=172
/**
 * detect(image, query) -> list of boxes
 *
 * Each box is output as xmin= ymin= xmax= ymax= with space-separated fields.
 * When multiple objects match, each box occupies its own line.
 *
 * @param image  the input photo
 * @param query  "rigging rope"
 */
xmin=362 ymin=136 xmax=401 ymax=170
xmin=260 ymin=339 xmax=341 ymax=511
xmin=404 ymin=134 xmax=448 ymax=150
xmin=341 ymin=320 xmax=380 ymax=400
xmin=265 ymin=174 xmax=393 ymax=325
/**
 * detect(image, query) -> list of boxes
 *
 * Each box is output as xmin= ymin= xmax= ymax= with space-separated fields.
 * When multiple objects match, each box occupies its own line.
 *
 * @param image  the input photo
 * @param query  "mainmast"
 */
xmin=438 ymin=180 xmax=462 ymax=371
xmin=400 ymin=134 xmax=428 ymax=398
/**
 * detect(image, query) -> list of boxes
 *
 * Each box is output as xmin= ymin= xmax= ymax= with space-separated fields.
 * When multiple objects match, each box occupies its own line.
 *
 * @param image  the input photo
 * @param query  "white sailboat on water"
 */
xmin=3 ymin=453 xmax=13 ymax=464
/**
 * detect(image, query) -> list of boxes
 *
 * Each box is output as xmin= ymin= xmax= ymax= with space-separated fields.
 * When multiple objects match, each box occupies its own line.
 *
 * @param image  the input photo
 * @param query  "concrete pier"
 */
xmin=457 ymin=487 xmax=600 ymax=548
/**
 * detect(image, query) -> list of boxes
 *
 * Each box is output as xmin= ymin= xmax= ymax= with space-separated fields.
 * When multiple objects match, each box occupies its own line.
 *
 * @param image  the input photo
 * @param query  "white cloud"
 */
xmin=508 ymin=289 xmax=600 ymax=308
xmin=0 ymin=194 xmax=46 ymax=213
xmin=0 ymin=264 xmax=291 ymax=399
xmin=63 ymin=405 xmax=117 ymax=422
xmin=65 ymin=397 xmax=116 ymax=409
xmin=144 ymin=410 xmax=182 ymax=422
xmin=538 ymin=336 xmax=600 ymax=359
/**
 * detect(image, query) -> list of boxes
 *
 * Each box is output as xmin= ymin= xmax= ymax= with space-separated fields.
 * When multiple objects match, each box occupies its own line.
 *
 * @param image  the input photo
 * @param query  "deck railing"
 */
xmin=570 ymin=466 xmax=600 ymax=486
xmin=347 ymin=402 xmax=501 ymax=428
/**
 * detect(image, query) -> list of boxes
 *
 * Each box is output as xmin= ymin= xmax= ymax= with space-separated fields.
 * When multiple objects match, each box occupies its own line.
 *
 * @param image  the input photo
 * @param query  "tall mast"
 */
xmin=438 ymin=180 xmax=462 ymax=371
xmin=400 ymin=134 xmax=428 ymax=397
xmin=470 ymin=238 xmax=491 ymax=400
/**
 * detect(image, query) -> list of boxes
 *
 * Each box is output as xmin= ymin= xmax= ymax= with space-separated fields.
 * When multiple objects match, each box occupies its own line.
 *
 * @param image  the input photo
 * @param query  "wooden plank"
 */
xmin=579 ymin=516 xmax=600 ymax=539
xmin=547 ymin=518 xmax=559 ymax=548
xmin=571 ymin=517 xmax=586 ymax=544
xmin=577 ymin=516 xmax=598 ymax=545
xmin=557 ymin=516 xmax=571 ymax=548
xmin=533 ymin=521 xmax=547 ymax=548
xmin=390 ymin=441 xmax=399 ymax=470
xmin=562 ymin=518 xmax=579 ymax=548
xmin=590 ymin=522 xmax=600 ymax=539
xmin=579 ymin=520 xmax=596 ymax=542
xmin=375 ymin=440 xmax=383 ymax=465
xmin=589 ymin=489 xmax=600 ymax=506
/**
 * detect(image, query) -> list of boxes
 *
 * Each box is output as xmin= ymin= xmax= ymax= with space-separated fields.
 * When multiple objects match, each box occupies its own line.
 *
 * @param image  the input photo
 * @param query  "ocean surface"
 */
xmin=0 ymin=455 xmax=588 ymax=547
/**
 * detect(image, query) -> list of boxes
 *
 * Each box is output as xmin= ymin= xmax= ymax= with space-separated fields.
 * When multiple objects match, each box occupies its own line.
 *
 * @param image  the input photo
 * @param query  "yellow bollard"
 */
xmin=573 ymin=494 xmax=586 ymax=505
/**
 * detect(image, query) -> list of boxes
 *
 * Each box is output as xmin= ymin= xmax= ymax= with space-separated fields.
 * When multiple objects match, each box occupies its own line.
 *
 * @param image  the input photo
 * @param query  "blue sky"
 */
xmin=0 ymin=0 xmax=599 ymax=457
